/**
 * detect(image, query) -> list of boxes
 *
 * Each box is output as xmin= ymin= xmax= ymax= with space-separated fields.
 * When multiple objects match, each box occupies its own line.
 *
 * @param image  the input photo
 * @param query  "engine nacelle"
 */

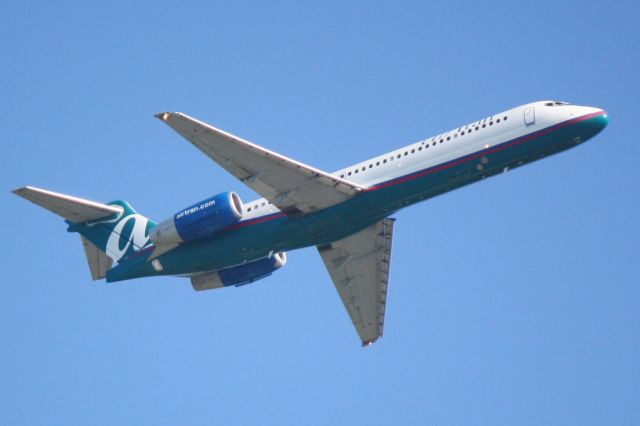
xmin=150 ymin=192 xmax=243 ymax=245
xmin=191 ymin=252 xmax=287 ymax=291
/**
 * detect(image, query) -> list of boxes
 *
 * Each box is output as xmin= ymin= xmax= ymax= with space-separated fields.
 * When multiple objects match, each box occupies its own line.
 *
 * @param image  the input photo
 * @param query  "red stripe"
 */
xmin=368 ymin=111 xmax=605 ymax=191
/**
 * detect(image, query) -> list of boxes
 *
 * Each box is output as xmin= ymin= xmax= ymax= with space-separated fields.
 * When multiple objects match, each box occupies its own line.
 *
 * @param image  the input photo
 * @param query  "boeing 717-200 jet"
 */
xmin=13 ymin=100 xmax=608 ymax=345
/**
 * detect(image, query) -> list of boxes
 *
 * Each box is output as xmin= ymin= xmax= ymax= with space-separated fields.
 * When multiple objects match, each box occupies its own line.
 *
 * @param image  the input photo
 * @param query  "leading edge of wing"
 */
xmin=155 ymin=112 xmax=366 ymax=215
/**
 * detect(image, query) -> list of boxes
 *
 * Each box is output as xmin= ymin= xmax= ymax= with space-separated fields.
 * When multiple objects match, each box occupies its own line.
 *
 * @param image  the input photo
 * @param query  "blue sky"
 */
xmin=2 ymin=1 xmax=639 ymax=425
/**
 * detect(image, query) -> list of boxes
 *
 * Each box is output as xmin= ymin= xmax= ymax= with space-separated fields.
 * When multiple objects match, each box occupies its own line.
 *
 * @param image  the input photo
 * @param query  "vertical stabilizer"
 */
xmin=66 ymin=200 xmax=156 ymax=263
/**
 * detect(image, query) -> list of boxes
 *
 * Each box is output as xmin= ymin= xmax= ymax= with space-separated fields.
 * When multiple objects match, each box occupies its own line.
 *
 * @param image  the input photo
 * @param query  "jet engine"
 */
xmin=191 ymin=252 xmax=287 ymax=291
xmin=150 ymin=192 xmax=243 ymax=245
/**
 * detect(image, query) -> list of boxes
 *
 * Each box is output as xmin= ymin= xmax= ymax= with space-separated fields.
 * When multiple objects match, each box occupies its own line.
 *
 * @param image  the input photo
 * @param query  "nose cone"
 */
xmin=581 ymin=108 xmax=609 ymax=139
xmin=596 ymin=110 xmax=609 ymax=129
xmin=591 ymin=109 xmax=609 ymax=135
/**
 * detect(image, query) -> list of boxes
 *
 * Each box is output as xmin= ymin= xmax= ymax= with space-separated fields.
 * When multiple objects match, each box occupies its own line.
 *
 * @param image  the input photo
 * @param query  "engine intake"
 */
xmin=191 ymin=252 xmax=287 ymax=291
xmin=150 ymin=192 xmax=243 ymax=245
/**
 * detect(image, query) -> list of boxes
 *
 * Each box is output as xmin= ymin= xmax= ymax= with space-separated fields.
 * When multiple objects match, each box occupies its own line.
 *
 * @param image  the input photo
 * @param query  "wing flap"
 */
xmin=318 ymin=218 xmax=395 ymax=346
xmin=156 ymin=112 xmax=365 ymax=215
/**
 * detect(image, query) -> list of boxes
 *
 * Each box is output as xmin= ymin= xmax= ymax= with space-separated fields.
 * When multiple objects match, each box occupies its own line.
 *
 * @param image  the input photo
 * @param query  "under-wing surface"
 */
xmin=13 ymin=101 xmax=609 ymax=345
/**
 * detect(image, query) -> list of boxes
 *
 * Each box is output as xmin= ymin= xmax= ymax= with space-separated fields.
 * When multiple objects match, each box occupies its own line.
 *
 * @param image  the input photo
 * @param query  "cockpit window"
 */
xmin=545 ymin=101 xmax=571 ymax=107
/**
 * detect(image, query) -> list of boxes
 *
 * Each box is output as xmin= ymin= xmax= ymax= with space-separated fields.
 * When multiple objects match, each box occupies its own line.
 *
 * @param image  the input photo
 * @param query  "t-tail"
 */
xmin=12 ymin=186 xmax=156 ymax=280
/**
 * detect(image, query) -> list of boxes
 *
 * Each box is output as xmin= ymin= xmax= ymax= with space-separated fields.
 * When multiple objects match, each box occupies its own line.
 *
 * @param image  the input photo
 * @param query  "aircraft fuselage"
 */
xmin=107 ymin=101 xmax=608 ymax=282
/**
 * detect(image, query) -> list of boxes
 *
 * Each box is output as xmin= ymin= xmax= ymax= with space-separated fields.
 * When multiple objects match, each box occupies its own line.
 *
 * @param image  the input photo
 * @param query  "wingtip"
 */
xmin=361 ymin=338 xmax=378 ymax=347
xmin=154 ymin=112 xmax=172 ymax=121
xmin=11 ymin=186 xmax=29 ymax=196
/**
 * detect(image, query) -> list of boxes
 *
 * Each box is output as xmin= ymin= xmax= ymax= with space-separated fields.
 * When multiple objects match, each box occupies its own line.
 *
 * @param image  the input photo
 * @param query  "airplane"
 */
xmin=13 ymin=100 xmax=608 ymax=346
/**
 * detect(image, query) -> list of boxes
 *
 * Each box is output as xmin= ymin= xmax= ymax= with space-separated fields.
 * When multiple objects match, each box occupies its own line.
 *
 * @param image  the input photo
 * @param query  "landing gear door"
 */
xmin=524 ymin=107 xmax=535 ymax=126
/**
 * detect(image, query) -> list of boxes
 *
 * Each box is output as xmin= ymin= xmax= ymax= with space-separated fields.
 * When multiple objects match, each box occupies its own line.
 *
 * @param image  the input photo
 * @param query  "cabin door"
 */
xmin=524 ymin=107 xmax=535 ymax=125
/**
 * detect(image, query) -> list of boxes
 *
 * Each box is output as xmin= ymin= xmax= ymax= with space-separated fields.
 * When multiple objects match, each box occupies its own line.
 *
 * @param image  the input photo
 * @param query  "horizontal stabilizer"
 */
xmin=12 ymin=186 xmax=123 ymax=223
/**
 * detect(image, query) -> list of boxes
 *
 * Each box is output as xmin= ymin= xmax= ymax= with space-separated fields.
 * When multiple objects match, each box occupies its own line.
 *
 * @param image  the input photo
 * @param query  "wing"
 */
xmin=317 ymin=218 xmax=395 ymax=346
xmin=156 ymin=112 xmax=365 ymax=216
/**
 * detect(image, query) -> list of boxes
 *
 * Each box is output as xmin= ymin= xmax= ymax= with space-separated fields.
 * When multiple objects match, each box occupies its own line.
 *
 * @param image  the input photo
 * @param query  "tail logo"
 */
xmin=105 ymin=213 xmax=151 ymax=261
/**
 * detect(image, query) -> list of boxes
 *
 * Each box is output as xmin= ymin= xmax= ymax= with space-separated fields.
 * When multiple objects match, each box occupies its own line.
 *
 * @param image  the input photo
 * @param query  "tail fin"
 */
xmin=66 ymin=199 xmax=156 ymax=263
xmin=12 ymin=186 xmax=156 ymax=279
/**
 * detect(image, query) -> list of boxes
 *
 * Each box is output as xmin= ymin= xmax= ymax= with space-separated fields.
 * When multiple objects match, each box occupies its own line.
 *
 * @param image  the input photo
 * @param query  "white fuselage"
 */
xmin=239 ymin=101 xmax=605 ymax=219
